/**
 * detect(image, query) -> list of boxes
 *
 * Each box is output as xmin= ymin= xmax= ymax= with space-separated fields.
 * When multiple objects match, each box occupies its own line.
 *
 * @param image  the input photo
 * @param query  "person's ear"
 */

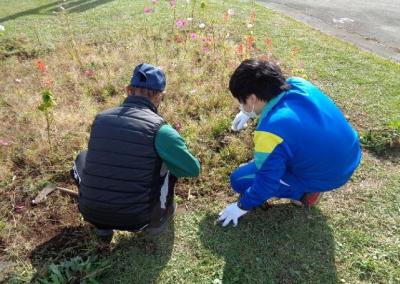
xmin=126 ymin=85 xmax=134 ymax=96
xmin=160 ymin=91 xmax=166 ymax=102
xmin=249 ymin=93 xmax=257 ymax=104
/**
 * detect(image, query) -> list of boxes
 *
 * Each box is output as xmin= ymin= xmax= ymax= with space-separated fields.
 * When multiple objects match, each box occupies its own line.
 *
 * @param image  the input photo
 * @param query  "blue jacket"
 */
xmin=239 ymin=77 xmax=362 ymax=210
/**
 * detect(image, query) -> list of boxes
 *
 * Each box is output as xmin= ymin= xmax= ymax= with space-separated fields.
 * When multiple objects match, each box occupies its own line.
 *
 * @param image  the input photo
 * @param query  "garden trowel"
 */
xmin=32 ymin=183 xmax=78 ymax=205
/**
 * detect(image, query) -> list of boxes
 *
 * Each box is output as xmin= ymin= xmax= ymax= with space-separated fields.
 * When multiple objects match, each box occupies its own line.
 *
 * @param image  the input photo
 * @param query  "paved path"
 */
xmin=258 ymin=0 xmax=400 ymax=62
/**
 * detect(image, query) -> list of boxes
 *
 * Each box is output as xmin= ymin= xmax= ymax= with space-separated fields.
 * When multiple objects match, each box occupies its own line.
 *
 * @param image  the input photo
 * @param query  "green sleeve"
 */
xmin=155 ymin=124 xmax=201 ymax=177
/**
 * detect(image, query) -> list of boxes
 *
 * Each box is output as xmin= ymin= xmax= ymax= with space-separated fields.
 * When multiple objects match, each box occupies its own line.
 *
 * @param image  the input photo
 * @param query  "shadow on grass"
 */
xmin=199 ymin=204 xmax=338 ymax=283
xmin=29 ymin=225 xmax=98 ymax=280
xmin=100 ymin=223 xmax=175 ymax=283
xmin=0 ymin=0 xmax=115 ymax=23
xmin=29 ymin=223 xmax=174 ymax=283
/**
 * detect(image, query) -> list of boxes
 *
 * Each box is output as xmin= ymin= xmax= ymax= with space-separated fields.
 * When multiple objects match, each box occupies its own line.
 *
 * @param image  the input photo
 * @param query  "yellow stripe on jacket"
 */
xmin=254 ymin=131 xmax=284 ymax=169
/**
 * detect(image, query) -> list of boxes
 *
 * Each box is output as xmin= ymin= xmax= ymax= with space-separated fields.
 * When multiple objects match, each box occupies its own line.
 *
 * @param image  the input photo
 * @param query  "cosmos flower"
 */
xmin=176 ymin=19 xmax=187 ymax=28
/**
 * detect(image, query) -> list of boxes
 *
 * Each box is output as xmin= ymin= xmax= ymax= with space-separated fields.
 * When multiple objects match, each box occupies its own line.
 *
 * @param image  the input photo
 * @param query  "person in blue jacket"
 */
xmin=218 ymin=59 xmax=362 ymax=227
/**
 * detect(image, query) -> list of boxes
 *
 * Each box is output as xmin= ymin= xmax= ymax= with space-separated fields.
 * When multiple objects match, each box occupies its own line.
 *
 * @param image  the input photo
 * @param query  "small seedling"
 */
xmin=38 ymin=88 xmax=56 ymax=150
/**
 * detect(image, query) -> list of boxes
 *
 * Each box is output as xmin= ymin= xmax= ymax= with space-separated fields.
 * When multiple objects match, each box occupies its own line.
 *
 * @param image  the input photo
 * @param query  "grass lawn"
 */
xmin=0 ymin=0 xmax=399 ymax=283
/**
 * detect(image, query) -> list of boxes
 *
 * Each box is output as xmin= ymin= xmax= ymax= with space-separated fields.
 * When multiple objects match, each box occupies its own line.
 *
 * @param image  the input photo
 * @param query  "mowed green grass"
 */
xmin=0 ymin=0 xmax=399 ymax=283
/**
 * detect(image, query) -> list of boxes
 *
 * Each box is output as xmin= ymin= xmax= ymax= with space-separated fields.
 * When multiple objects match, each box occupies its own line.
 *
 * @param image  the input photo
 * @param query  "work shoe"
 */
xmin=95 ymin=228 xmax=114 ymax=243
xmin=146 ymin=201 xmax=176 ymax=236
xmin=301 ymin=192 xmax=324 ymax=207
xmin=290 ymin=199 xmax=303 ymax=207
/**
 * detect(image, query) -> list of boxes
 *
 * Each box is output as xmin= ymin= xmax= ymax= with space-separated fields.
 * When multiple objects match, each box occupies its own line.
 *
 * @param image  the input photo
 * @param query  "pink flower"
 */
xmin=0 ymin=139 xmax=9 ymax=146
xmin=144 ymin=7 xmax=153 ymax=13
xmin=44 ymin=79 xmax=53 ymax=88
xmin=152 ymin=0 xmax=158 ymax=4
xmin=202 ymin=46 xmax=210 ymax=53
xmin=190 ymin=32 xmax=198 ymax=39
xmin=173 ymin=122 xmax=182 ymax=131
xmin=170 ymin=0 xmax=176 ymax=7
xmin=84 ymin=69 xmax=94 ymax=77
xmin=176 ymin=19 xmax=187 ymax=28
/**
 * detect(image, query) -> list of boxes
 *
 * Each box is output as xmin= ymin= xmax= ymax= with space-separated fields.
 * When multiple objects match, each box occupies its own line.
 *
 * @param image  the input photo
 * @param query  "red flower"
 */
xmin=36 ymin=59 xmax=46 ymax=74
xmin=236 ymin=43 xmax=244 ymax=56
xmin=264 ymin=38 xmax=273 ymax=46
xmin=246 ymin=35 xmax=254 ymax=50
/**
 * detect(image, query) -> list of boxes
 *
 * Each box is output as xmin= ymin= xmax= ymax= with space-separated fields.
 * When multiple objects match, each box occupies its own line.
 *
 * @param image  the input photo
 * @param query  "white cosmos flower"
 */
xmin=246 ymin=23 xmax=254 ymax=29
xmin=199 ymin=22 xmax=205 ymax=29
xmin=0 ymin=25 xmax=5 ymax=32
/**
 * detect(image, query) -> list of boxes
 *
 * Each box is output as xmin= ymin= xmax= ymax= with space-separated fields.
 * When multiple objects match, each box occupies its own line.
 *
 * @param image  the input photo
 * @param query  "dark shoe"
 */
xmin=146 ymin=201 xmax=176 ymax=236
xmin=301 ymin=192 xmax=324 ymax=207
xmin=95 ymin=228 xmax=114 ymax=243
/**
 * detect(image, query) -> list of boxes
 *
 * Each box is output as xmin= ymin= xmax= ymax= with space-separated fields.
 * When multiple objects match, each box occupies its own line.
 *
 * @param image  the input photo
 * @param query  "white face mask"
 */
xmin=240 ymin=103 xmax=257 ymax=118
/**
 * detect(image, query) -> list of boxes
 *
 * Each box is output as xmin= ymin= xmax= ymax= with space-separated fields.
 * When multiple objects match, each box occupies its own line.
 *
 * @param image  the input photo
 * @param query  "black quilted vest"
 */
xmin=78 ymin=95 xmax=165 ymax=229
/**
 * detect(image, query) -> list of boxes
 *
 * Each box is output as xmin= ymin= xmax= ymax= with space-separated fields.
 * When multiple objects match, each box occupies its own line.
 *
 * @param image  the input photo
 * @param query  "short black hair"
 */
xmin=229 ymin=59 xmax=290 ymax=103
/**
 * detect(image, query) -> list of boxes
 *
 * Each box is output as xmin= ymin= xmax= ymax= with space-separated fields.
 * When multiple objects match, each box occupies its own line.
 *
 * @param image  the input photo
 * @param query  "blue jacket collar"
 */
xmin=257 ymin=91 xmax=286 ymax=127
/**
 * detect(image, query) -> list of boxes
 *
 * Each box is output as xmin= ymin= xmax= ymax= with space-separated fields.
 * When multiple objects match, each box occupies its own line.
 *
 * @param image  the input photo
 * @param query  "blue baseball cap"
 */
xmin=130 ymin=63 xmax=166 ymax=92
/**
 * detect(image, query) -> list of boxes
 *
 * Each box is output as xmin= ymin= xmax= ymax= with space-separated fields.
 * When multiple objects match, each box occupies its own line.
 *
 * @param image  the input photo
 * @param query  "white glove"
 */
xmin=218 ymin=202 xmax=248 ymax=227
xmin=231 ymin=111 xmax=250 ymax=132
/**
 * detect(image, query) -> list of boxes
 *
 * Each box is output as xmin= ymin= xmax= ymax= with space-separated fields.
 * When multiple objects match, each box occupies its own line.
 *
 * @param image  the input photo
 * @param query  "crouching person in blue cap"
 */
xmin=71 ymin=63 xmax=200 ymax=240
xmin=218 ymin=59 xmax=362 ymax=227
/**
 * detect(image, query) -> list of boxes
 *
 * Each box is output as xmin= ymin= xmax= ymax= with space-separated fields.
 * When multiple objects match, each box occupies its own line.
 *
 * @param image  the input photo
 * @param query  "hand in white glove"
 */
xmin=231 ymin=111 xmax=250 ymax=132
xmin=218 ymin=202 xmax=248 ymax=227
